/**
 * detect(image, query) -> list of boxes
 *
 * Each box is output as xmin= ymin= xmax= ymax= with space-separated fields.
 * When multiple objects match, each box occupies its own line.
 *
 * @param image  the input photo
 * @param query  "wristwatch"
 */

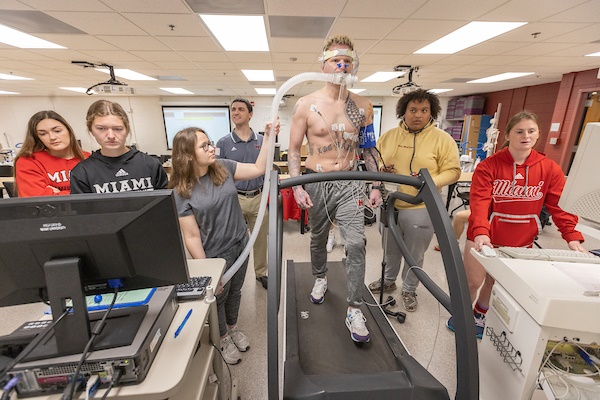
xmin=371 ymin=184 xmax=383 ymax=191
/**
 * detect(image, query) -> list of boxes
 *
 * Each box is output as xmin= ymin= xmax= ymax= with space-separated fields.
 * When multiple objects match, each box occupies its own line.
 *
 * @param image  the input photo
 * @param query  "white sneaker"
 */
xmin=228 ymin=325 xmax=249 ymax=352
xmin=310 ymin=277 xmax=327 ymax=304
xmin=221 ymin=335 xmax=242 ymax=365
xmin=326 ymin=231 xmax=337 ymax=253
xmin=345 ymin=308 xmax=370 ymax=342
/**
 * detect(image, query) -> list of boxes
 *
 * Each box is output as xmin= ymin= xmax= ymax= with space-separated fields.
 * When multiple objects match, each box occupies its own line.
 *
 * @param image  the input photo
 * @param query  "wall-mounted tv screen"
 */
xmin=162 ymin=106 xmax=231 ymax=149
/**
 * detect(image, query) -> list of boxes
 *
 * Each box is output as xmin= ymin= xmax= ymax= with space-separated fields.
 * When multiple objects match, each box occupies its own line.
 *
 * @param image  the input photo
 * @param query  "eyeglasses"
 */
xmin=200 ymin=141 xmax=215 ymax=152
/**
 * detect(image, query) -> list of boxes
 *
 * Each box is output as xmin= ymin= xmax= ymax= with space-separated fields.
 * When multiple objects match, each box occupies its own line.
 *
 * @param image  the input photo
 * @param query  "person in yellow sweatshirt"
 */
xmin=368 ymin=89 xmax=460 ymax=312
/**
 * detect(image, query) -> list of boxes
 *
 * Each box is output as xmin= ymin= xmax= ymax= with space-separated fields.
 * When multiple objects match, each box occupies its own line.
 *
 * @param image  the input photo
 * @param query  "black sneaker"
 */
xmin=256 ymin=276 xmax=268 ymax=289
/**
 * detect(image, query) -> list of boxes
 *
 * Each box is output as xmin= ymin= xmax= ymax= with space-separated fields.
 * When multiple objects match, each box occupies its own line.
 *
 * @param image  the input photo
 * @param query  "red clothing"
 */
xmin=467 ymin=148 xmax=583 ymax=247
xmin=15 ymin=150 xmax=90 ymax=197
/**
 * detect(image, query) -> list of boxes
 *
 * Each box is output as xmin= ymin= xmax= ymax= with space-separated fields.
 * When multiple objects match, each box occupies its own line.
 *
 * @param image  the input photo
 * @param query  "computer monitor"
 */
xmin=559 ymin=122 xmax=600 ymax=229
xmin=0 ymin=190 xmax=189 ymax=358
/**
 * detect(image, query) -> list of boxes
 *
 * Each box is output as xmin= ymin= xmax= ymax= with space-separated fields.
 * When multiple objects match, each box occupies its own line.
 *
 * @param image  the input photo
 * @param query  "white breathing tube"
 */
xmin=221 ymin=71 xmax=358 ymax=284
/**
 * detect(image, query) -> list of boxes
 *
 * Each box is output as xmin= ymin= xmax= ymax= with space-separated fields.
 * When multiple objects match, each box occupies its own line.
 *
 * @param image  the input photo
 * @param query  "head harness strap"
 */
xmin=320 ymin=48 xmax=356 ymax=62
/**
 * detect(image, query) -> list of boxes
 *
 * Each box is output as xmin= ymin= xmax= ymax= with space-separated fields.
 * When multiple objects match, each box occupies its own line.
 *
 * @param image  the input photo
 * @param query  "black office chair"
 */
xmin=449 ymin=183 xmax=470 ymax=217
xmin=0 ymin=165 xmax=13 ymax=177
xmin=533 ymin=206 xmax=551 ymax=248
xmin=3 ymin=181 xmax=16 ymax=197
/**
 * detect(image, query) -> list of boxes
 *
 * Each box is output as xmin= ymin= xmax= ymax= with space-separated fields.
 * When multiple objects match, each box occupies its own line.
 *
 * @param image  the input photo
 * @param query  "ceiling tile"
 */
xmin=410 ymin=0 xmax=506 ymax=21
xmin=479 ymin=0 xmax=589 ymax=21
xmin=543 ymin=1 xmax=600 ymax=23
xmin=185 ymin=0 xmax=264 ymax=14
xmin=269 ymin=16 xmax=334 ymax=38
xmin=0 ymin=10 xmax=84 ymax=33
xmin=100 ymin=0 xmax=191 ymax=13
xmin=267 ymin=0 xmax=344 ymax=17
xmin=124 ymin=13 xmax=210 ymax=37
xmin=46 ymin=11 xmax=147 ymax=35
xmin=0 ymin=0 xmax=596 ymax=98
xmin=342 ymin=0 xmax=422 ymax=19
xmin=96 ymin=36 xmax=171 ymax=51
xmin=19 ymin=0 xmax=111 ymax=12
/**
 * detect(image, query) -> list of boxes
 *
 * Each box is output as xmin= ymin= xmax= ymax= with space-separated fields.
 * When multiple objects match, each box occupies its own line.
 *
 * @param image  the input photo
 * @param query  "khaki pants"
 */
xmin=238 ymin=193 xmax=268 ymax=278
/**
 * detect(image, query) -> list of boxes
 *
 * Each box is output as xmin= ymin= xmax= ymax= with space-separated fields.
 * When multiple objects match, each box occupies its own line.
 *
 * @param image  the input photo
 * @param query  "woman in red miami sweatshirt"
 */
xmin=14 ymin=110 xmax=89 ymax=197
xmin=448 ymin=111 xmax=586 ymax=339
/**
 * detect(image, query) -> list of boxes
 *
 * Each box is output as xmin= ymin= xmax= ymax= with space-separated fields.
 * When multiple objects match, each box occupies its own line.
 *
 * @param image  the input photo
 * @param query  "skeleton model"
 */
xmin=482 ymin=103 xmax=502 ymax=158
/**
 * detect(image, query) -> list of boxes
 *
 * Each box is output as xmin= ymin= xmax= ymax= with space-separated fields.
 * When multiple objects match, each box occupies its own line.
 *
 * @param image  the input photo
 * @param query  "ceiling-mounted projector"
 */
xmin=392 ymin=83 xmax=420 ymax=96
xmin=92 ymin=84 xmax=135 ymax=95
xmin=72 ymin=61 xmax=134 ymax=95
xmin=392 ymin=66 xmax=420 ymax=96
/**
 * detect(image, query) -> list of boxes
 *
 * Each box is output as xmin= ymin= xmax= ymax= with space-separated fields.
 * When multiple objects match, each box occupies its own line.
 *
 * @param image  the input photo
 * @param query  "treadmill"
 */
xmin=267 ymin=169 xmax=479 ymax=400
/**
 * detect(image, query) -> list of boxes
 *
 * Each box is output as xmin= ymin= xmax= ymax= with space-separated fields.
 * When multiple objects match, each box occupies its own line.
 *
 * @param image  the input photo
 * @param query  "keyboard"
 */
xmin=176 ymin=276 xmax=212 ymax=299
xmin=0 ymin=320 xmax=52 ymax=354
xmin=498 ymin=247 xmax=600 ymax=264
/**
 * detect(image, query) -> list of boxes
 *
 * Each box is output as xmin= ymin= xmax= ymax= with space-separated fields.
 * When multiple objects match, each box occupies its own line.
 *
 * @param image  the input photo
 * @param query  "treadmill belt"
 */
xmin=284 ymin=260 xmax=449 ymax=400
xmin=291 ymin=261 xmax=402 ymax=375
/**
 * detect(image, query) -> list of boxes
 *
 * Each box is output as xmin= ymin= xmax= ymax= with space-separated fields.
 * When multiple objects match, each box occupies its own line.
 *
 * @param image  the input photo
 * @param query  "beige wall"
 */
xmin=0 ymin=94 xmax=448 ymax=156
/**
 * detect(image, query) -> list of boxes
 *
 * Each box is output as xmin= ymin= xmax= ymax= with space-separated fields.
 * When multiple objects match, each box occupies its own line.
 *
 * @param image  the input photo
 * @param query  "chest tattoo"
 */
xmin=345 ymin=97 xmax=366 ymax=132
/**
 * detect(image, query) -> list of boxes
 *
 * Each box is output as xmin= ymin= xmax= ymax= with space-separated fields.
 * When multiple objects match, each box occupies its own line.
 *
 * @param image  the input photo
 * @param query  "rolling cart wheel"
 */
xmin=386 ymin=296 xmax=396 ymax=306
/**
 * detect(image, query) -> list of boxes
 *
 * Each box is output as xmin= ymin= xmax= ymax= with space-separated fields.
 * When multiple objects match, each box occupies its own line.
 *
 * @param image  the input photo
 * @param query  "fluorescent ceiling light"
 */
xmin=361 ymin=71 xmax=406 ymax=83
xmin=200 ymin=15 xmax=269 ymax=51
xmin=60 ymin=87 xmax=88 ymax=93
xmin=0 ymin=90 xmax=19 ymax=95
xmin=0 ymin=24 xmax=65 ymax=49
xmin=0 ymin=73 xmax=33 ymax=80
xmin=429 ymin=89 xmax=453 ymax=94
xmin=160 ymin=88 xmax=194 ymax=94
xmin=349 ymin=88 xmax=366 ymax=94
xmin=242 ymin=70 xmax=275 ymax=82
xmin=415 ymin=21 xmax=527 ymax=54
xmin=585 ymin=51 xmax=600 ymax=57
xmin=95 ymin=68 xmax=156 ymax=81
xmin=468 ymin=72 xmax=534 ymax=83
xmin=255 ymin=88 xmax=276 ymax=95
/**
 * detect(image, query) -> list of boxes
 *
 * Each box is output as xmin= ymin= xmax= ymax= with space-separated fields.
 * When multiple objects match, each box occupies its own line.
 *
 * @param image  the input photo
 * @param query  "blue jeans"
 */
xmin=214 ymin=235 xmax=249 ymax=336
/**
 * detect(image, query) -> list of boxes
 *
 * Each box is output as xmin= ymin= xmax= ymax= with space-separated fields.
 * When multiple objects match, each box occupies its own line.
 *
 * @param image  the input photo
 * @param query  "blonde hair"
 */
xmin=86 ymin=100 xmax=130 ymax=134
xmin=168 ymin=127 xmax=228 ymax=198
xmin=323 ymin=35 xmax=355 ymax=52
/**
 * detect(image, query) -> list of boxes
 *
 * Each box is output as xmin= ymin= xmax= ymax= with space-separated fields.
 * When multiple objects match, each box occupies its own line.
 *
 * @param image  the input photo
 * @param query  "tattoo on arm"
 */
xmin=288 ymin=152 xmax=301 ymax=177
xmin=363 ymin=147 xmax=379 ymax=172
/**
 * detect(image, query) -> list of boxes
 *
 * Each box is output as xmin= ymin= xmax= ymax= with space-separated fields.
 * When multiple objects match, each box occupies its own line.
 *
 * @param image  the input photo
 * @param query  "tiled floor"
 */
xmin=2 ymin=201 xmax=599 ymax=400
xmin=228 ymin=208 xmax=600 ymax=400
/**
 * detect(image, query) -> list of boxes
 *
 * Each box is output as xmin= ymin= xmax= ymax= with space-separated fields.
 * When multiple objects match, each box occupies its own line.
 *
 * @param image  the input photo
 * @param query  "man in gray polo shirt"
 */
xmin=216 ymin=98 xmax=269 ymax=289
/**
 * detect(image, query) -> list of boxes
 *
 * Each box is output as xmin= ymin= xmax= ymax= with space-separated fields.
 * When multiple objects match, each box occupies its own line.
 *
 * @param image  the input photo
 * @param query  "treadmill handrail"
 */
xmin=278 ymin=170 xmax=422 ymax=191
xmin=268 ymin=169 xmax=479 ymax=400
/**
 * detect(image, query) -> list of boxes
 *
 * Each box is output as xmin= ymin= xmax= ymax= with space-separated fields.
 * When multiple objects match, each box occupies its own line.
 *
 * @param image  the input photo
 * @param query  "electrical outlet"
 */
xmin=549 ymin=137 xmax=558 ymax=145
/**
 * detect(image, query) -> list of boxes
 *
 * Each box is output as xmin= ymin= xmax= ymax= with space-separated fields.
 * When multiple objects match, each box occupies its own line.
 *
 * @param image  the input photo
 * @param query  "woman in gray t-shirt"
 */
xmin=170 ymin=122 xmax=277 ymax=365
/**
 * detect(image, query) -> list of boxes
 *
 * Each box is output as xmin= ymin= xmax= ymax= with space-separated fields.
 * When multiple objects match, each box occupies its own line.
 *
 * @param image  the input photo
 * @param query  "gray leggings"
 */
xmin=215 ymin=235 xmax=249 ymax=336
xmin=381 ymin=207 xmax=434 ymax=293
xmin=305 ymin=180 xmax=366 ymax=307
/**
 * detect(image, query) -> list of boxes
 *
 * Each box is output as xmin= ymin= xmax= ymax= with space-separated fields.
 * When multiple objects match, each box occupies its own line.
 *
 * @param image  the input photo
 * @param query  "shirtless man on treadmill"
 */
xmin=288 ymin=35 xmax=381 ymax=343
